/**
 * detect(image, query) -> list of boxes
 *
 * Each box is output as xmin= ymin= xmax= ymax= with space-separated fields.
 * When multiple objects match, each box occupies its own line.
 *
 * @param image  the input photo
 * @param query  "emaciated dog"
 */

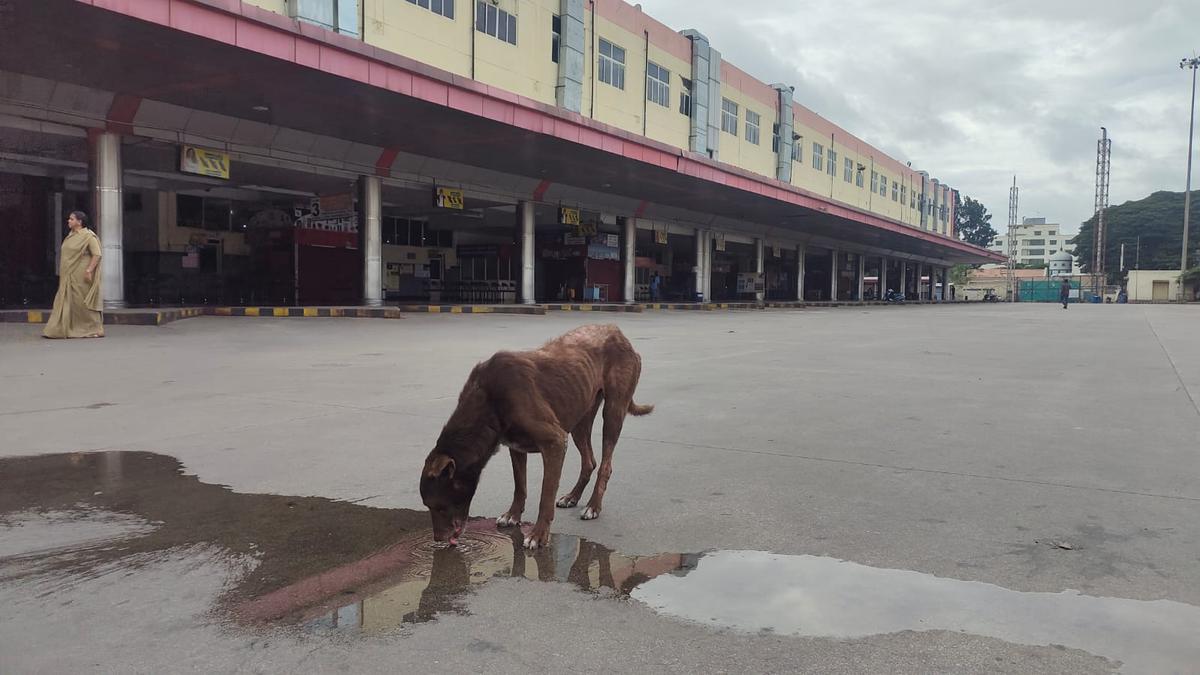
xmin=420 ymin=324 xmax=653 ymax=549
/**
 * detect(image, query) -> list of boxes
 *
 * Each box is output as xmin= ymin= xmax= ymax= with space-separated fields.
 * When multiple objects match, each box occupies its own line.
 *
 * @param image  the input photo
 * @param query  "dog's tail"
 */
xmin=627 ymin=401 xmax=655 ymax=416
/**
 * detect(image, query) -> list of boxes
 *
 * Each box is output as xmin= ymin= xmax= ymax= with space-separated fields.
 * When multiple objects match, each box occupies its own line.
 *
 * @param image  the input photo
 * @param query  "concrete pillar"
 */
xmin=914 ymin=263 xmax=923 ymax=301
xmin=856 ymin=254 xmax=865 ymax=301
xmin=623 ymin=216 xmax=635 ymax=304
xmin=754 ymin=238 xmax=765 ymax=303
xmin=796 ymin=245 xmax=805 ymax=301
xmin=830 ymin=249 xmax=839 ymax=301
xmin=694 ymin=228 xmax=705 ymax=301
xmin=361 ymin=175 xmax=383 ymax=307
xmin=519 ymin=201 xmax=535 ymax=304
xmin=879 ymin=256 xmax=888 ymax=299
xmin=702 ymin=231 xmax=712 ymax=302
xmin=901 ymin=261 xmax=909 ymax=298
xmin=92 ymin=131 xmax=124 ymax=309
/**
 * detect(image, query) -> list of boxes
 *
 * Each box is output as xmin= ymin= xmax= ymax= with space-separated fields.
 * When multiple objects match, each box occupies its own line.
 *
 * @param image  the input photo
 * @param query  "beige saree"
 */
xmin=43 ymin=228 xmax=104 ymax=339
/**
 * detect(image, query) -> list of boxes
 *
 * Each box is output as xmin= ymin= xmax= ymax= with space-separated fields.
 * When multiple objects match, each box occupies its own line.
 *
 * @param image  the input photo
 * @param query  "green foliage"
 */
xmin=1072 ymin=191 xmax=1200 ymax=283
xmin=954 ymin=195 xmax=998 ymax=247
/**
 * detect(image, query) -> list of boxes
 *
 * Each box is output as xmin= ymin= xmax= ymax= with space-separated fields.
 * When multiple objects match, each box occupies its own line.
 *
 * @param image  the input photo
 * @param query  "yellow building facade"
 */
xmin=244 ymin=0 xmax=953 ymax=235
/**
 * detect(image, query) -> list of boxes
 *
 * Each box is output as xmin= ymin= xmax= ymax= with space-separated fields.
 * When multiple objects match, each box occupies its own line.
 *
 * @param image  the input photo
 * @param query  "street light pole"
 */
xmin=1181 ymin=56 xmax=1199 ymax=288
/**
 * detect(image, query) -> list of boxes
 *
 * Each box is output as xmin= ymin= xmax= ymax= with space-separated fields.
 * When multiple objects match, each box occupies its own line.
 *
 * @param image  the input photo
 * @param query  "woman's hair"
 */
xmin=69 ymin=211 xmax=89 ymax=227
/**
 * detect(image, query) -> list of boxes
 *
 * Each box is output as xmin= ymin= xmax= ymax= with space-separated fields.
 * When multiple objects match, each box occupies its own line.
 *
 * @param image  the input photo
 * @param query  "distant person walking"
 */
xmin=43 ymin=211 xmax=104 ymax=339
xmin=1059 ymin=278 xmax=1071 ymax=310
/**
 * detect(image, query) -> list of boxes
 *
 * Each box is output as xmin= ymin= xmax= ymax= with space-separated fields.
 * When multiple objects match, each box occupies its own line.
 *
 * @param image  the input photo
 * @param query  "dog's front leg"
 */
xmin=524 ymin=443 xmax=566 ymax=549
xmin=497 ymin=449 xmax=526 ymax=527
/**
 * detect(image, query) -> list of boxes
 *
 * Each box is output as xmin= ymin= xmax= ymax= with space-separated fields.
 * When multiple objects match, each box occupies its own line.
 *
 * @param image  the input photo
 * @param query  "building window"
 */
xmin=791 ymin=137 xmax=802 ymax=163
xmin=551 ymin=14 xmax=560 ymax=63
xmin=476 ymin=2 xmax=516 ymax=45
xmin=721 ymin=98 xmax=738 ymax=135
xmin=1025 ymin=239 xmax=1046 ymax=246
xmin=843 ymin=157 xmax=853 ymax=183
xmin=407 ymin=0 xmax=453 ymax=20
xmin=892 ymin=181 xmax=899 ymax=202
xmin=1033 ymin=230 xmax=1042 ymax=236
xmin=292 ymin=0 xmax=362 ymax=36
xmin=910 ymin=189 xmax=916 ymax=208
xmin=827 ymin=149 xmax=837 ymax=176
xmin=855 ymin=163 xmax=864 ymax=187
xmin=772 ymin=123 xmax=780 ymax=153
xmin=599 ymin=38 xmax=625 ymax=89
xmin=870 ymin=170 xmax=878 ymax=193
xmin=1025 ymin=249 xmax=1046 ymax=256
xmin=745 ymin=110 xmax=761 ymax=145
xmin=879 ymin=176 xmax=888 ymax=197
xmin=177 ymin=194 xmax=235 ymax=232
xmin=646 ymin=61 xmax=670 ymax=107
xmin=1049 ymin=239 xmax=1057 ymax=245
xmin=812 ymin=142 xmax=823 ymax=171
xmin=900 ymin=185 xmax=907 ymax=205
xmin=679 ymin=77 xmax=692 ymax=116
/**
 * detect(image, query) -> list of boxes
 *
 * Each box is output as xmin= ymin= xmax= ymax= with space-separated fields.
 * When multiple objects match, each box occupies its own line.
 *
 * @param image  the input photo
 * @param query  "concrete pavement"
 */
xmin=2 ymin=304 xmax=1197 ymax=673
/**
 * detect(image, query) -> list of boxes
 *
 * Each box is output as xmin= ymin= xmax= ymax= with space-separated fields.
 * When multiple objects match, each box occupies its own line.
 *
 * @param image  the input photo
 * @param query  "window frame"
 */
xmin=811 ymin=142 xmax=824 ymax=171
xmin=646 ymin=61 xmax=670 ymax=108
xmin=745 ymin=109 xmax=761 ymax=145
xmin=598 ymin=38 xmax=626 ymax=90
xmin=721 ymin=98 xmax=739 ymax=136
xmin=406 ymin=0 xmax=454 ymax=20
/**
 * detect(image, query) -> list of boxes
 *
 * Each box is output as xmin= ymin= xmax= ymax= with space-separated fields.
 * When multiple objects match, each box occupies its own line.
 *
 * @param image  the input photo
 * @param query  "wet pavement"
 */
xmin=3 ymin=305 xmax=1199 ymax=672
xmin=2 ymin=450 xmax=1196 ymax=672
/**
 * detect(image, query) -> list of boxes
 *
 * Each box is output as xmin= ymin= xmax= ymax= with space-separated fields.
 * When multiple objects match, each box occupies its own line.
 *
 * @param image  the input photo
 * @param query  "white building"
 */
xmin=989 ymin=218 xmax=1080 ymax=271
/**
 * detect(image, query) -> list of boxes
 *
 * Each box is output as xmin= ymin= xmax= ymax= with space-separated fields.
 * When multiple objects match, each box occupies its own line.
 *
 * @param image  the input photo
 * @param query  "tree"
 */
xmin=1072 ymin=190 xmax=1200 ymax=283
xmin=955 ymin=194 xmax=998 ymax=248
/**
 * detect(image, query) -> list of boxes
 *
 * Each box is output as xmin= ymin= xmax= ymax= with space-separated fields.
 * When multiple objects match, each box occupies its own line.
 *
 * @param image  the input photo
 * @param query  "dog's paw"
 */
xmin=496 ymin=512 xmax=521 ymax=527
xmin=523 ymin=531 xmax=549 ymax=549
xmin=555 ymin=494 xmax=579 ymax=508
xmin=579 ymin=507 xmax=599 ymax=520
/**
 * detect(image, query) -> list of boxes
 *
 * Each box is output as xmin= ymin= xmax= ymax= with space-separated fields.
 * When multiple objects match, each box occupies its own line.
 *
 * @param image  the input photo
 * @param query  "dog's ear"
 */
xmin=424 ymin=454 xmax=455 ymax=480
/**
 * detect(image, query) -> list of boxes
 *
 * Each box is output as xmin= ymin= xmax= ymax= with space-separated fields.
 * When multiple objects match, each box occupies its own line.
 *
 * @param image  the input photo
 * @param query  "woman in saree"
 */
xmin=43 ymin=210 xmax=104 ymax=339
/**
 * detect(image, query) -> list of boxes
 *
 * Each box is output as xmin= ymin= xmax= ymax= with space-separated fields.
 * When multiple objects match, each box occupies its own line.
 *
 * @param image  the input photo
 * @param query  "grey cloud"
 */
xmin=639 ymin=0 xmax=1197 ymax=232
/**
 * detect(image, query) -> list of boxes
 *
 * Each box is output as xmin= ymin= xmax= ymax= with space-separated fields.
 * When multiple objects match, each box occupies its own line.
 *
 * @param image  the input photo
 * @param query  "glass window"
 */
xmin=812 ymin=142 xmax=823 ymax=171
xmin=827 ymin=149 xmax=837 ymax=176
xmin=721 ymin=98 xmax=738 ymax=135
xmin=551 ymin=14 xmax=560 ymax=62
xmin=855 ymin=162 xmax=863 ymax=187
xmin=791 ymin=137 xmax=802 ymax=163
xmin=870 ymin=171 xmax=878 ymax=193
xmin=745 ymin=109 xmax=760 ymax=145
xmin=407 ymin=0 xmax=453 ymax=20
xmin=599 ymin=38 xmax=625 ymax=89
xmin=772 ymin=123 xmax=779 ymax=153
xmin=646 ymin=61 xmax=670 ymax=108
xmin=476 ymin=2 xmax=516 ymax=45
xmin=679 ymin=77 xmax=692 ymax=116
xmin=843 ymin=157 xmax=853 ymax=182
xmin=892 ymin=180 xmax=899 ymax=202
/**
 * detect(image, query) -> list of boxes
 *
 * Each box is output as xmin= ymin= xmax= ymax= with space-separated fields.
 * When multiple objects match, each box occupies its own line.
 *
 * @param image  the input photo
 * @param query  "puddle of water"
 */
xmin=1 ymin=451 xmax=1197 ymax=673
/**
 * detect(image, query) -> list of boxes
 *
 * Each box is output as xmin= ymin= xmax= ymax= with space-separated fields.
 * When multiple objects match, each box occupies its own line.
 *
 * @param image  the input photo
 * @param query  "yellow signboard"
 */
xmin=180 ymin=145 xmax=230 ymax=179
xmin=572 ymin=222 xmax=598 ymax=237
xmin=434 ymin=187 xmax=464 ymax=210
xmin=559 ymin=207 xmax=581 ymax=225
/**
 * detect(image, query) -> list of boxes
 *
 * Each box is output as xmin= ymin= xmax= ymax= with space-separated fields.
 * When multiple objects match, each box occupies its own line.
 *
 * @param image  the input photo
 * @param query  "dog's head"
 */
xmin=419 ymin=453 xmax=478 ymax=546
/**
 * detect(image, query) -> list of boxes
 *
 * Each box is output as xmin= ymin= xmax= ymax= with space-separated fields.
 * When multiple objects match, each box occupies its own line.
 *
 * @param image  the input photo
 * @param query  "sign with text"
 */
xmin=572 ymin=222 xmax=598 ymax=237
xmin=714 ymin=234 xmax=726 ymax=252
xmin=434 ymin=187 xmax=464 ymax=210
xmin=180 ymin=145 xmax=230 ymax=179
xmin=654 ymin=229 xmax=668 ymax=245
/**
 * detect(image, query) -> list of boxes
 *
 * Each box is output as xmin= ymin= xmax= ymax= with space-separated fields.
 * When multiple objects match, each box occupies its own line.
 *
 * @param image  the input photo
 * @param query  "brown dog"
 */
xmin=420 ymin=324 xmax=653 ymax=549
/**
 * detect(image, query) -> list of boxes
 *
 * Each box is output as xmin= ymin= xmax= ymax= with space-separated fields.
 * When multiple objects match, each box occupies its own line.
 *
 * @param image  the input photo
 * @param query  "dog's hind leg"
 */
xmin=557 ymin=395 xmax=602 ymax=508
xmin=581 ymin=399 xmax=627 ymax=520
xmin=497 ymin=449 xmax=526 ymax=527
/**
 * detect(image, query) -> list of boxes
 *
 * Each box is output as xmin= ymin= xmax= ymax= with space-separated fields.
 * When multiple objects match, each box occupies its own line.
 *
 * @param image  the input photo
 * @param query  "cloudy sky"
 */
xmin=640 ymin=0 xmax=1198 ymax=236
